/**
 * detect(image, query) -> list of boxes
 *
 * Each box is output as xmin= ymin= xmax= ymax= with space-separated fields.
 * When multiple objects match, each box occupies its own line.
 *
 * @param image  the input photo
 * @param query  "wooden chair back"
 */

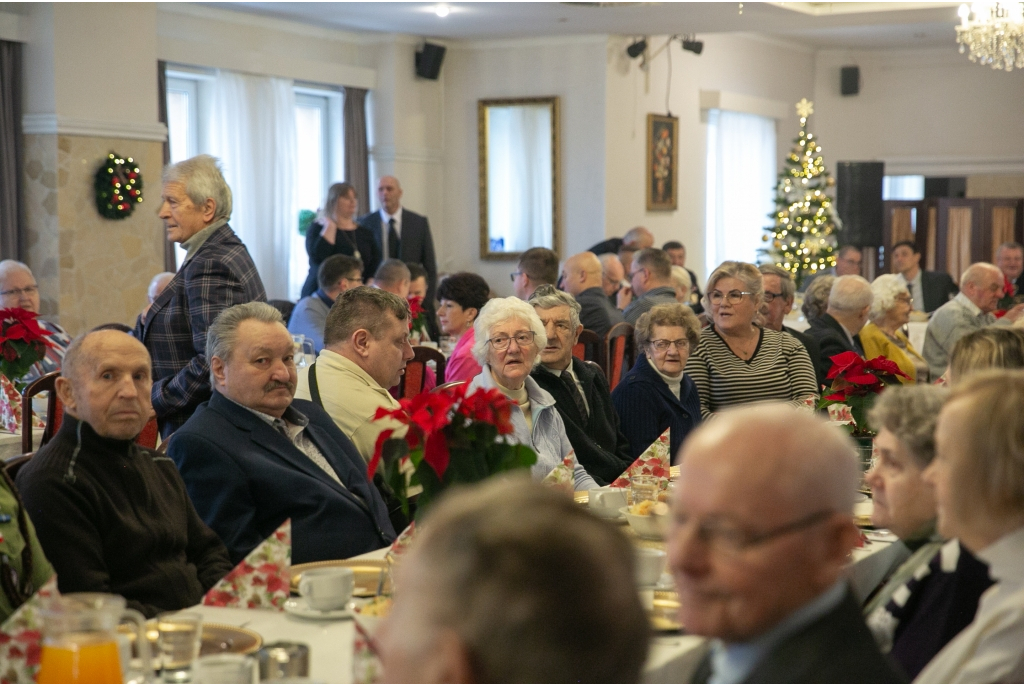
xmin=4 ymin=452 xmax=34 ymax=480
xmin=136 ymin=418 xmax=160 ymax=449
xmin=605 ymin=322 xmax=636 ymax=391
xmin=21 ymin=371 xmax=61 ymax=453
xmin=433 ymin=381 xmax=466 ymax=394
xmin=572 ymin=329 xmax=608 ymax=376
xmin=398 ymin=346 xmax=448 ymax=399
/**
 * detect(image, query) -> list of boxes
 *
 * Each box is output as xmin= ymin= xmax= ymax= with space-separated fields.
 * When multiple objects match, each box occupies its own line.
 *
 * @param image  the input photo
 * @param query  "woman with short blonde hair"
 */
xmin=685 ymin=261 xmax=818 ymax=418
xmin=948 ymin=326 xmax=1024 ymax=385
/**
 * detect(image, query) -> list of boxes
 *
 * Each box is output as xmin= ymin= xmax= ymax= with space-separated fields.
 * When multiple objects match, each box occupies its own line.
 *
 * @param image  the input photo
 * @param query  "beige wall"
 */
xmin=967 ymin=175 xmax=1024 ymax=198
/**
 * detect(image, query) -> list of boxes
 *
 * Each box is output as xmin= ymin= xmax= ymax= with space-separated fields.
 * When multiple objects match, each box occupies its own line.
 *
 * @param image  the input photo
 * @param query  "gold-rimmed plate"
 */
xmin=290 ymin=558 xmax=391 ymax=596
xmin=201 ymin=623 xmax=263 ymax=656
xmin=650 ymin=591 xmax=682 ymax=632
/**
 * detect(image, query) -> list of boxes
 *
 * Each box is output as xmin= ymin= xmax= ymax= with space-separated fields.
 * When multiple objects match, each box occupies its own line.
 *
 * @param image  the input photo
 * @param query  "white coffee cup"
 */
xmin=298 ymin=567 xmax=355 ymax=611
xmin=589 ymin=486 xmax=628 ymax=512
xmin=634 ymin=548 xmax=667 ymax=587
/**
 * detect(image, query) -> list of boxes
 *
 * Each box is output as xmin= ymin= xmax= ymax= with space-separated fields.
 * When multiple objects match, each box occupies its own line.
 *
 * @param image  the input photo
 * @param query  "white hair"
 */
xmin=0 ymin=260 xmax=32 ymax=286
xmin=163 ymin=154 xmax=232 ymax=222
xmin=869 ymin=274 xmax=910 ymax=322
xmin=828 ymin=275 xmax=873 ymax=313
xmin=961 ymin=262 xmax=1001 ymax=287
xmin=670 ymin=265 xmax=692 ymax=293
xmin=472 ymin=297 xmax=548 ymax=366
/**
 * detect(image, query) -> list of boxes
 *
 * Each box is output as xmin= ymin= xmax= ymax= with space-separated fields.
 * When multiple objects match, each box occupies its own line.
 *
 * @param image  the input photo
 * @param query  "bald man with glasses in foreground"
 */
xmin=662 ymin=404 xmax=903 ymax=683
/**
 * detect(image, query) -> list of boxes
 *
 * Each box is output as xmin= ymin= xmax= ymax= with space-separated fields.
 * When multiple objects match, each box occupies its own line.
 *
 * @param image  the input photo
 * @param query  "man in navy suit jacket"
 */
xmin=135 ymin=155 xmax=266 ymax=437
xmin=168 ymin=302 xmax=396 ymax=565
xmin=359 ymin=176 xmax=438 ymax=303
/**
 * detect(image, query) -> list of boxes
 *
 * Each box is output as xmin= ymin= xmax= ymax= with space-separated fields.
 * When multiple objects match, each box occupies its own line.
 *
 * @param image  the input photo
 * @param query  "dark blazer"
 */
xmin=921 ymin=270 xmax=959 ymax=313
xmin=360 ymin=207 xmax=438 ymax=301
xmin=691 ymin=588 xmax=904 ymax=683
xmin=587 ymin=237 xmax=624 ymax=256
xmin=531 ymin=360 xmax=633 ymax=485
xmin=611 ymin=354 xmax=702 ymax=463
xmin=575 ymin=286 xmax=624 ymax=339
xmin=806 ymin=313 xmax=864 ymax=376
xmin=168 ymin=392 xmax=396 ymax=565
xmin=134 ymin=224 xmax=266 ymax=437
xmin=784 ymin=325 xmax=825 ymax=390
xmin=301 ymin=219 xmax=381 ymax=298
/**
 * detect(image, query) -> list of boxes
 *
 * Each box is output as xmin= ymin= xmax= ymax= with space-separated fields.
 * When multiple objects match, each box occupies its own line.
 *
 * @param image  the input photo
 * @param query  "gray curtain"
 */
xmin=343 ymin=87 xmax=370 ymax=216
xmin=157 ymin=60 xmax=176 ymax=271
xmin=0 ymin=40 xmax=24 ymax=261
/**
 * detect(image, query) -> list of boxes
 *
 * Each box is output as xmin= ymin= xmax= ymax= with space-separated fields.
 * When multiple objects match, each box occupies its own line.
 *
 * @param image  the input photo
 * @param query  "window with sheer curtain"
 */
xmin=705 ymin=109 xmax=777 ymax=277
xmin=165 ymin=68 xmax=343 ymax=300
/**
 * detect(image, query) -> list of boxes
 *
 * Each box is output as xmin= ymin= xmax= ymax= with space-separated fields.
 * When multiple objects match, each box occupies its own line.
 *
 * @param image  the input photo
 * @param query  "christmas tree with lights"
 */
xmin=760 ymin=99 xmax=841 ymax=288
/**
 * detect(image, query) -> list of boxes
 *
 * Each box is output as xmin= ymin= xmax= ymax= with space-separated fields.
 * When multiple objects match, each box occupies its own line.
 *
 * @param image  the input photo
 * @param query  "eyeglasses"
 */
xmin=488 ymin=331 xmax=536 ymax=351
xmin=674 ymin=509 xmax=834 ymax=556
xmin=762 ymin=291 xmax=785 ymax=304
xmin=0 ymin=285 xmax=38 ymax=298
xmin=708 ymin=289 xmax=753 ymax=305
xmin=510 ymin=271 xmax=524 ymax=282
xmin=648 ymin=339 xmax=689 ymax=352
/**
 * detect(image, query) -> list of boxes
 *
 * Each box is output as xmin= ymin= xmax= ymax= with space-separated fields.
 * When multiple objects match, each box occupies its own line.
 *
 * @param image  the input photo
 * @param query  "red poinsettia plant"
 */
xmin=407 ymin=296 xmax=429 ymax=340
xmin=369 ymin=383 xmax=537 ymax=519
xmin=996 ymin=274 xmax=1016 ymax=316
xmin=0 ymin=308 xmax=54 ymax=391
xmin=818 ymin=352 xmax=909 ymax=436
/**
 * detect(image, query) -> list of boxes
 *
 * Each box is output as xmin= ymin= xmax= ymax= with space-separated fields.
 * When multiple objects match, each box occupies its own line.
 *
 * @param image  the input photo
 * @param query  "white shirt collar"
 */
xmin=380 ymin=206 xmax=403 ymax=235
xmin=977 ymin=525 xmax=1024 ymax=584
xmin=954 ymin=291 xmax=984 ymax=317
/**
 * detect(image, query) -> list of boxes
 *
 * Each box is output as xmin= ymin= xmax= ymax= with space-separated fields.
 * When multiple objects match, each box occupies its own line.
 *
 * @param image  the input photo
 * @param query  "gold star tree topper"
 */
xmin=795 ymin=98 xmax=814 ymax=118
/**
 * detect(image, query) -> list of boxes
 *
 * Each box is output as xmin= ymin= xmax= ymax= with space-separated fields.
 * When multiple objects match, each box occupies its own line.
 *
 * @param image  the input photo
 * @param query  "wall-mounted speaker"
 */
xmin=841 ymin=66 xmax=860 ymax=96
xmin=836 ymin=161 xmax=885 ymax=247
xmin=415 ymin=43 xmax=446 ymax=80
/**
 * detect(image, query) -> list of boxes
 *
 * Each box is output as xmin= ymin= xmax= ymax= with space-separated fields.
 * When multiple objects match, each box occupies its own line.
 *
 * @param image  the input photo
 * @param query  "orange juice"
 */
xmin=37 ymin=635 xmax=123 ymax=684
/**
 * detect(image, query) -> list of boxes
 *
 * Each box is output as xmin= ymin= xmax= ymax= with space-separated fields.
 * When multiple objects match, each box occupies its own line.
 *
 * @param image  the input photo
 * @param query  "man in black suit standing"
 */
xmin=661 ymin=404 xmax=902 ymax=683
xmin=891 ymin=240 xmax=958 ymax=314
xmin=806 ymin=275 xmax=873 ymax=373
xmin=528 ymin=286 xmax=632 ymax=485
xmin=360 ymin=176 xmax=438 ymax=304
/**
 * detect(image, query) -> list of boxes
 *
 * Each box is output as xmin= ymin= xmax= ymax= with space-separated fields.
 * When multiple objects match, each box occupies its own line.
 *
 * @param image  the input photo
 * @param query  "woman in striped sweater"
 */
xmin=685 ymin=261 xmax=818 ymax=419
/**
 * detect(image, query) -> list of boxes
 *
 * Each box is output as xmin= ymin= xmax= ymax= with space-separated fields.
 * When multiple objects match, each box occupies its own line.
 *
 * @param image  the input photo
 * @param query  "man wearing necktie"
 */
xmin=527 ymin=285 xmax=633 ymax=485
xmin=359 ymin=176 xmax=438 ymax=308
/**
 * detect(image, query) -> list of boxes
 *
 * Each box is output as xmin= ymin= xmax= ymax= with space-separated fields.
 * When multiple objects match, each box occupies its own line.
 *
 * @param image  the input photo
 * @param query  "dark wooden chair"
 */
xmin=606 ymin=322 xmax=636 ymax=391
xmin=4 ymin=452 xmax=34 ymax=480
xmin=432 ymin=380 xmax=466 ymax=394
xmin=269 ymin=299 xmax=296 ymax=325
xmin=398 ymin=346 xmax=448 ymax=399
xmin=136 ymin=418 xmax=160 ymax=449
xmin=21 ymin=371 xmax=61 ymax=453
xmin=572 ymin=329 xmax=608 ymax=376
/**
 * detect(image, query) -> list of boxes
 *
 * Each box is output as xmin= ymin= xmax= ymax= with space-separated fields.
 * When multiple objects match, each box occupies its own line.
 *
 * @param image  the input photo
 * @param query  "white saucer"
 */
xmin=590 ymin=506 xmax=625 ymax=520
xmin=284 ymin=597 xmax=353 ymax=620
xmin=854 ymin=492 xmax=870 ymax=503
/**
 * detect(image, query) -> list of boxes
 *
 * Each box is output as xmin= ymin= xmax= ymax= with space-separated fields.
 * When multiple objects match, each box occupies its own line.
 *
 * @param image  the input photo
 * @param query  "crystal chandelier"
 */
xmin=956 ymin=2 xmax=1024 ymax=71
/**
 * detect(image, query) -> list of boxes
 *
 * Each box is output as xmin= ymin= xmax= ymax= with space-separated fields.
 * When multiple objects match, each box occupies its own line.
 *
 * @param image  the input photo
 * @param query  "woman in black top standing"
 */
xmin=301 ymin=182 xmax=381 ymax=298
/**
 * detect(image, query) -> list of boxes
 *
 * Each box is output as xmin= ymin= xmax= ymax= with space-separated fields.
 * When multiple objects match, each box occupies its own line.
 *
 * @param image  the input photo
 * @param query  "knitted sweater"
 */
xmin=16 ymin=417 xmax=232 ymax=617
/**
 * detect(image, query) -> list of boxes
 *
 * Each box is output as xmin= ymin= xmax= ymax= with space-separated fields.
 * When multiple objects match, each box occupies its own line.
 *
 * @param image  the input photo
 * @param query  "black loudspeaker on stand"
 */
xmin=416 ymin=43 xmax=446 ymax=80
xmin=836 ymin=161 xmax=884 ymax=247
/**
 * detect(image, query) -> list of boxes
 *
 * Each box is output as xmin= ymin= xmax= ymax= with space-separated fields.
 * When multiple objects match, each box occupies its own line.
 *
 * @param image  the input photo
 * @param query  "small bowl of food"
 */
xmin=620 ymin=501 xmax=670 ymax=540
xmin=351 ymin=595 xmax=393 ymax=638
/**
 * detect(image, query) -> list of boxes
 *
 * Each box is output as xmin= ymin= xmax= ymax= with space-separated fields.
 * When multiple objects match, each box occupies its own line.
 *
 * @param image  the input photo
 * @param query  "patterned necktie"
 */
xmin=559 ymin=371 xmax=588 ymax=420
xmin=388 ymin=217 xmax=399 ymax=259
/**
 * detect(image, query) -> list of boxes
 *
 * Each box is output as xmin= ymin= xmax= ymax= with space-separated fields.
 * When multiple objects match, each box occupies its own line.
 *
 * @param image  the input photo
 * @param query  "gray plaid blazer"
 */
xmin=134 ymin=223 xmax=266 ymax=436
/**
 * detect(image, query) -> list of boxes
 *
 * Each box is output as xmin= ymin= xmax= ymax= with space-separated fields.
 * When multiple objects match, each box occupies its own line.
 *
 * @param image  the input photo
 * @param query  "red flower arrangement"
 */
xmin=407 ymin=295 xmax=428 ymax=340
xmin=818 ymin=351 xmax=909 ymax=436
xmin=0 ymin=308 xmax=54 ymax=391
xmin=995 ymin=273 xmax=1016 ymax=317
xmin=370 ymin=383 xmax=537 ymax=519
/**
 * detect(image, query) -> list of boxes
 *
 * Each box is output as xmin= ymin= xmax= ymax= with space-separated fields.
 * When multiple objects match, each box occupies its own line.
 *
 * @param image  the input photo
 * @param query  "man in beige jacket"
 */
xmin=295 ymin=287 xmax=413 ymax=462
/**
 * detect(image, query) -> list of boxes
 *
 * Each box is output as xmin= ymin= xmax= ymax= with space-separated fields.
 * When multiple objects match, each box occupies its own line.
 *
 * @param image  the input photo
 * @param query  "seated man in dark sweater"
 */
xmin=168 ymin=302 xmax=396 ymax=565
xmin=17 ymin=330 xmax=232 ymax=618
xmin=528 ymin=286 xmax=632 ymax=485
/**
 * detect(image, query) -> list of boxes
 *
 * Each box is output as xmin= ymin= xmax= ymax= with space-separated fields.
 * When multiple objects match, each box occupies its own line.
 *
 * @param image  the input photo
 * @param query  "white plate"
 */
xmin=283 ymin=597 xmax=353 ymax=621
xmin=854 ymin=492 xmax=870 ymax=503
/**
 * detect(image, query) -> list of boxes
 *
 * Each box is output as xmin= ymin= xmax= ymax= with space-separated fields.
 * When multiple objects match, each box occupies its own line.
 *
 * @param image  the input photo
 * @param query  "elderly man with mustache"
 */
xmin=168 ymin=302 xmax=396 ymax=565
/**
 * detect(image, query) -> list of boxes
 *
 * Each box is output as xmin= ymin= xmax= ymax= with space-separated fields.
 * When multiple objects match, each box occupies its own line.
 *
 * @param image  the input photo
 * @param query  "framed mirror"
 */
xmin=478 ymin=97 xmax=560 ymax=260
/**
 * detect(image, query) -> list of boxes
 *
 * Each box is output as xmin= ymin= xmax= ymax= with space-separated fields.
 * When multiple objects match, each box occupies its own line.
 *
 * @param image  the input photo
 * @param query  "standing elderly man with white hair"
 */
xmin=805 ymin=275 xmax=874 ymax=374
xmin=0 ymin=260 xmax=72 ymax=381
xmin=134 ymin=154 xmax=266 ymax=438
xmin=923 ymin=262 xmax=1024 ymax=380
xmin=662 ymin=403 xmax=903 ymax=682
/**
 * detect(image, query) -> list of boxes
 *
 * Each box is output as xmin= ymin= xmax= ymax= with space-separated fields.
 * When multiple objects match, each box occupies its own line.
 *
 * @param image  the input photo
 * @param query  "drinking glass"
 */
xmin=194 ymin=654 xmax=257 ymax=684
xmin=157 ymin=612 xmax=203 ymax=683
xmin=630 ymin=475 xmax=659 ymax=506
xmin=291 ymin=334 xmax=307 ymax=368
xmin=301 ymin=338 xmax=316 ymax=367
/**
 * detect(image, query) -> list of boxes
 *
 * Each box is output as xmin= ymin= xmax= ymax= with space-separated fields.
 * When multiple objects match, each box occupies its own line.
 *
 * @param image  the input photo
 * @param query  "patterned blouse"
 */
xmin=26 ymin=319 xmax=72 ymax=383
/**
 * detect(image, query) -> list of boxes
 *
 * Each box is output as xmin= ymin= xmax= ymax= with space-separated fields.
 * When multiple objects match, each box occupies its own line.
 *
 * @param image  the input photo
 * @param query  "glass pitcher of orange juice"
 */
xmin=37 ymin=593 xmax=153 ymax=684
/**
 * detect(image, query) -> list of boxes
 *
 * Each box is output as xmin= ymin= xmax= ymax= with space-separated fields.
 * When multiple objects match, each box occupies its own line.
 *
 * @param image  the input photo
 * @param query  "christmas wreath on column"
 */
xmin=94 ymin=152 xmax=144 ymax=220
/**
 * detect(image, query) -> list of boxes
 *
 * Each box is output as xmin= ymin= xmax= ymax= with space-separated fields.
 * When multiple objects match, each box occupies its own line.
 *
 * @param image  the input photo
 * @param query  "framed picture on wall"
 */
xmin=646 ymin=113 xmax=678 ymax=211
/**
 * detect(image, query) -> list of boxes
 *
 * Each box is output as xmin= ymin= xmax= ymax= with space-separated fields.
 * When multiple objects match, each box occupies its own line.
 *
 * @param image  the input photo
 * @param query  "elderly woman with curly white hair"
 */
xmin=467 ymin=297 xmax=598 ymax=491
xmin=860 ymin=274 xmax=928 ymax=382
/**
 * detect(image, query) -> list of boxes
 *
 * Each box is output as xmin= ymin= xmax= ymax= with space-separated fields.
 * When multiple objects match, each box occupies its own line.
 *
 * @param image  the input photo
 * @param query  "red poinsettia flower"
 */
xmin=0 ymin=308 xmax=53 ymax=346
xmin=423 ymin=429 xmax=450 ymax=478
xmin=826 ymin=351 xmax=880 ymax=385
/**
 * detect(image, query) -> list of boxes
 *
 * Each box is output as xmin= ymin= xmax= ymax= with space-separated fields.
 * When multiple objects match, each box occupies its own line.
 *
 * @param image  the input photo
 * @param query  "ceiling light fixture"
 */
xmin=956 ymin=2 xmax=1024 ymax=70
xmin=626 ymin=38 xmax=648 ymax=58
xmin=435 ymin=4 xmax=450 ymax=18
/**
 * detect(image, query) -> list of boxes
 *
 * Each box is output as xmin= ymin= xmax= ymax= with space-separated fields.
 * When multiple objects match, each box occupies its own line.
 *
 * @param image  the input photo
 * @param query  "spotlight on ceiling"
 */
xmin=435 ymin=4 xmax=450 ymax=17
xmin=681 ymin=36 xmax=703 ymax=55
xmin=626 ymin=38 xmax=648 ymax=59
